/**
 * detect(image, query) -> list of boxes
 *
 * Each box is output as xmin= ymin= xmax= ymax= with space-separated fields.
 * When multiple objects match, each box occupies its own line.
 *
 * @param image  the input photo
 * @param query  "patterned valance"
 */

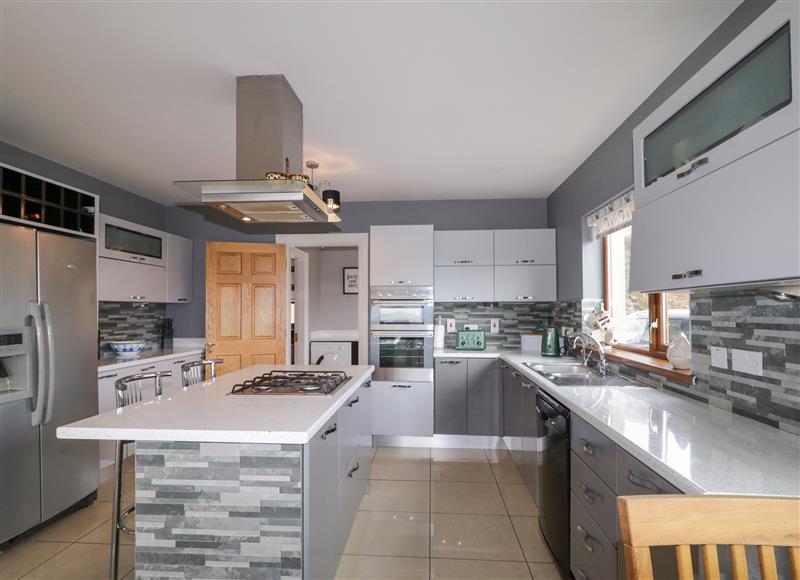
xmin=586 ymin=188 xmax=635 ymax=237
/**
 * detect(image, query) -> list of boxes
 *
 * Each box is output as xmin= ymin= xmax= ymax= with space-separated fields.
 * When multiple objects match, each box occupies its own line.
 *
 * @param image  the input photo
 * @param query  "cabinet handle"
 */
xmin=579 ymin=438 xmax=595 ymax=456
xmin=130 ymin=295 xmax=147 ymax=300
xmin=672 ymin=268 xmax=703 ymax=280
xmin=141 ymin=365 xmax=156 ymax=371
xmin=516 ymin=296 xmax=533 ymax=300
xmin=576 ymin=525 xmax=597 ymax=553
xmin=453 ymin=259 xmax=473 ymax=264
xmin=392 ymin=280 xmax=411 ymax=285
xmin=511 ymin=371 xmax=520 ymax=378
xmin=676 ymin=155 xmax=709 ymax=179
xmin=177 ymin=297 xmax=188 ymax=302
xmin=454 ymin=296 xmax=474 ymax=300
xmin=321 ymin=422 xmax=338 ymax=440
xmin=347 ymin=396 xmax=360 ymax=407
xmin=579 ymin=482 xmax=598 ymax=504
xmin=392 ymin=384 xmax=412 ymax=389
xmin=500 ymin=363 xmax=509 ymax=369
xmin=440 ymin=360 xmax=462 ymax=365
xmin=575 ymin=570 xmax=589 ymax=580
xmin=172 ymin=359 xmax=187 ymax=365
xmin=347 ymin=462 xmax=360 ymax=478
xmin=98 ymin=373 xmax=118 ymax=380
xmin=364 ymin=380 xmax=372 ymax=388
xmin=515 ymin=259 xmax=535 ymax=264
xmin=627 ymin=470 xmax=660 ymax=493
xmin=521 ymin=382 xmax=533 ymax=390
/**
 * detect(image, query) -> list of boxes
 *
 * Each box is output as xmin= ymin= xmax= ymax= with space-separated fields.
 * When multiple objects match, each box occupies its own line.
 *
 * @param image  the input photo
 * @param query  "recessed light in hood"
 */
xmin=173 ymin=75 xmax=340 ymax=224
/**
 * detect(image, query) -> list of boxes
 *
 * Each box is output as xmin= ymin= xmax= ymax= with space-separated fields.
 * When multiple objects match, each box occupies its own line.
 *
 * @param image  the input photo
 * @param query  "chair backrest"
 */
xmin=617 ymin=495 xmax=800 ymax=580
xmin=114 ymin=371 xmax=172 ymax=409
xmin=180 ymin=358 xmax=223 ymax=387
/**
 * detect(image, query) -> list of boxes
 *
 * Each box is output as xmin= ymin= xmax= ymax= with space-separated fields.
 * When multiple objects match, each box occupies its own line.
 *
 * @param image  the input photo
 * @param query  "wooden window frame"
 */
xmin=603 ymin=235 xmax=668 ymax=359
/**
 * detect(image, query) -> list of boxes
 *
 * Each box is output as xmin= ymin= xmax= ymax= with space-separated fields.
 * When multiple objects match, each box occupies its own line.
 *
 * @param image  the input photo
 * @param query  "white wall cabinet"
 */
xmin=494 ymin=265 xmax=557 ymax=302
xmin=369 ymin=225 xmax=434 ymax=287
xmin=98 ymin=257 xmax=167 ymax=303
xmin=434 ymin=266 xmax=494 ymax=302
xmin=371 ymin=380 xmax=433 ymax=436
xmin=165 ymin=233 xmax=193 ymax=303
xmin=493 ymin=229 xmax=556 ymax=266
xmin=631 ymin=130 xmax=800 ymax=293
xmin=434 ymin=230 xmax=494 ymax=266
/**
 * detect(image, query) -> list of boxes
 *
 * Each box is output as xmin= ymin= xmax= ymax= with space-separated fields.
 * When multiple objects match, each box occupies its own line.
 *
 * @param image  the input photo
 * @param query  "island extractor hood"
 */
xmin=174 ymin=75 xmax=340 ymax=224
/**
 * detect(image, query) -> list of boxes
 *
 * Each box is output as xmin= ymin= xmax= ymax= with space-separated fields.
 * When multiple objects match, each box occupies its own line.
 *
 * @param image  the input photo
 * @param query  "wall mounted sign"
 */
xmin=343 ymin=267 xmax=358 ymax=294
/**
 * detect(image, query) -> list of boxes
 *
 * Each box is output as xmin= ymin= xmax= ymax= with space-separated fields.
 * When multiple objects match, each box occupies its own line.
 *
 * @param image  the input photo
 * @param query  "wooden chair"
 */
xmin=618 ymin=495 xmax=800 ymax=580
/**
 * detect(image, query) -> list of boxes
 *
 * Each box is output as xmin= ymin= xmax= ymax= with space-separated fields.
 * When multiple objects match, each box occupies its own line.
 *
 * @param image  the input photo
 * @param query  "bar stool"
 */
xmin=110 ymin=371 xmax=171 ymax=580
xmin=180 ymin=358 xmax=224 ymax=387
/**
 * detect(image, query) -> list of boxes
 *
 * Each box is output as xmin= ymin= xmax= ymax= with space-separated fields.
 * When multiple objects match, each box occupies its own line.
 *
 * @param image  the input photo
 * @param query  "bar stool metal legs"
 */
xmin=109 ymin=370 xmax=171 ymax=580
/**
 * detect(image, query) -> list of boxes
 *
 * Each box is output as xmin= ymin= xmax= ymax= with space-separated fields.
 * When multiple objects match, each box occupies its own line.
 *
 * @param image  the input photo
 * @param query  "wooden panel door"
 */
xmin=206 ymin=242 xmax=287 ymax=375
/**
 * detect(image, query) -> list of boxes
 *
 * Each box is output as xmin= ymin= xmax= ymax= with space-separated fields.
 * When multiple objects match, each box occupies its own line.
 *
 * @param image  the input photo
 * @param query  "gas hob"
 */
xmin=229 ymin=370 xmax=350 ymax=396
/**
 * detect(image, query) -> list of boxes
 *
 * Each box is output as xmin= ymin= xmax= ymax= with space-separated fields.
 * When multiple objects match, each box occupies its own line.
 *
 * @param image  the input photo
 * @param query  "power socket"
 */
xmin=446 ymin=318 xmax=456 ymax=333
xmin=710 ymin=346 xmax=728 ymax=369
xmin=490 ymin=319 xmax=500 ymax=333
xmin=732 ymin=348 xmax=763 ymax=376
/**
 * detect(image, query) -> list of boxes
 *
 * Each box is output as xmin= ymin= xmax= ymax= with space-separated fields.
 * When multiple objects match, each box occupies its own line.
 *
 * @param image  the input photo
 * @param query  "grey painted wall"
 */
xmin=164 ymin=198 xmax=547 ymax=337
xmin=546 ymin=0 xmax=774 ymax=300
xmin=1 ymin=142 xmax=166 ymax=230
xmin=308 ymin=247 xmax=359 ymax=332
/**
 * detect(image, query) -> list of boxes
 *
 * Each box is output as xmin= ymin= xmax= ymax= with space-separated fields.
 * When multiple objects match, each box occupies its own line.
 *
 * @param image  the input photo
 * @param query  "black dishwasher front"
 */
xmin=536 ymin=390 xmax=570 ymax=574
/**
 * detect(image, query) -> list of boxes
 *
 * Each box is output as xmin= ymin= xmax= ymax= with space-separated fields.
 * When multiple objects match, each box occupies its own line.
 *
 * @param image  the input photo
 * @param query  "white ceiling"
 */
xmin=0 ymin=1 xmax=738 ymax=205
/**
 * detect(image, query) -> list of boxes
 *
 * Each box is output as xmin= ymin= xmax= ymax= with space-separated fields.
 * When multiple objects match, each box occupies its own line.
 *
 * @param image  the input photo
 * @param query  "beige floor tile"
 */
xmin=499 ymin=484 xmax=539 ymax=517
xmin=370 ymin=459 xmax=431 ymax=481
xmin=344 ymin=511 xmax=430 ymax=558
xmin=95 ymin=472 xmax=134 ymax=503
xmin=360 ymin=480 xmax=430 ymax=513
xmin=76 ymin=514 xmax=135 ymax=545
xmin=511 ymin=517 xmax=553 ymax=563
xmin=431 ymin=558 xmax=532 ymax=579
xmin=335 ymin=555 xmax=430 ymax=580
xmin=29 ymin=502 xmax=112 ymax=543
xmin=431 ymin=482 xmax=507 ymax=515
xmin=374 ymin=447 xmax=431 ymax=461
xmin=0 ymin=541 xmax=71 ymax=580
xmin=431 ymin=514 xmax=524 ymax=562
xmin=430 ymin=448 xmax=488 ymax=462
xmin=431 ymin=461 xmax=495 ymax=483
xmin=20 ymin=542 xmax=134 ymax=579
xmin=528 ymin=562 xmax=563 ymax=580
xmin=491 ymin=462 xmax=523 ymax=484
xmin=485 ymin=448 xmax=513 ymax=463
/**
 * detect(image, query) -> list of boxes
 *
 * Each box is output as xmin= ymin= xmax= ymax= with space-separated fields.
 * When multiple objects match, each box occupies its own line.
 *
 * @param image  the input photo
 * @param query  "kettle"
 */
xmin=541 ymin=327 xmax=562 ymax=357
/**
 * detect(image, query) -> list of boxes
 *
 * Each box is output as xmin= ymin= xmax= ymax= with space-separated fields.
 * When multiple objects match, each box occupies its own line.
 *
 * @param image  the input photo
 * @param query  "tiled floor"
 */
xmin=0 ymin=457 xmax=135 ymax=580
xmin=0 ymin=448 xmax=561 ymax=580
xmin=337 ymin=447 xmax=563 ymax=580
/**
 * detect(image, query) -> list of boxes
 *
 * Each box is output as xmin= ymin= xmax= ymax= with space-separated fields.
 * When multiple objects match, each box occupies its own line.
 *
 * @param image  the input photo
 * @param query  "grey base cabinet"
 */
xmin=372 ymin=380 xmax=433 ymax=436
xmin=305 ymin=381 xmax=373 ymax=580
xmin=502 ymin=363 xmax=542 ymax=505
xmin=434 ymin=358 xmax=500 ymax=436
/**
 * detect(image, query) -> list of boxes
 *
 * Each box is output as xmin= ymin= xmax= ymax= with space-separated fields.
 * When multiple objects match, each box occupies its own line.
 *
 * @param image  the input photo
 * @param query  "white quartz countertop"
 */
xmin=60 ymin=364 xmax=375 ymax=444
xmin=98 ymin=347 xmax=204 ymax=372
xmin=436 ymin=348 xmax=800 ymax=497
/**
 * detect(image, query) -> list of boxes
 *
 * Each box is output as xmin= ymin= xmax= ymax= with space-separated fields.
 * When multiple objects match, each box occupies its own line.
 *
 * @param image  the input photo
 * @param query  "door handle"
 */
xmin=28 ymin=302 xmax=46 ymax=427
xmin=42 ymin=302 xmax=56 ymax=424
xmin=206 ymin=342 xmax=216 ymax=353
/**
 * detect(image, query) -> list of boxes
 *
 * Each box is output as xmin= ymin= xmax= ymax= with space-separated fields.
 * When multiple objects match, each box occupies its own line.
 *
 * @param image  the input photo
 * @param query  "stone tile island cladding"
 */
xmin=98 ymin=301 xmax=166 ymax=354
xmin=550 ymin=289 xmax=800 ymax=435
xmin=135 ymin=441 xmax=302 ymax=579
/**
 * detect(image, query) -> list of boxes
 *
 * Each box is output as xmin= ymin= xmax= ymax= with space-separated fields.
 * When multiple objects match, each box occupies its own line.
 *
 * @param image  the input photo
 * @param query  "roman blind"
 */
xmin=586 ymin=187 xmax=635 ymax=238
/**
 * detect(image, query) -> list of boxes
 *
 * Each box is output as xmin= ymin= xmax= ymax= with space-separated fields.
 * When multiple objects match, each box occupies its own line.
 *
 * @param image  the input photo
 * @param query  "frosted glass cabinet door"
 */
xmin=493 ymin=229 xmax=556 ymax=265
xmin=370 ymin=225 xmax=434 ymax=286
xmin=434 ymin=230 xmax=494 ymax=266
xmin=494 ymin=265 xmax=557 ymax=302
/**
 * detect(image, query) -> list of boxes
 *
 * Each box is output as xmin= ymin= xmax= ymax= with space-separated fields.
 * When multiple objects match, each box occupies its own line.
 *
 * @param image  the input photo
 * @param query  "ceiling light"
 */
xmin=322 ymin=189 xmax=341 ymax=212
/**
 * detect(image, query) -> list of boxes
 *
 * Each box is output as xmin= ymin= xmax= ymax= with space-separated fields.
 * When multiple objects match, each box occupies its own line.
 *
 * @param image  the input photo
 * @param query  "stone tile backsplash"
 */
xmin=98 ymin=301 xmax=166 ymax=354
xmin=434 ymin=302 xmax=554 ymax=350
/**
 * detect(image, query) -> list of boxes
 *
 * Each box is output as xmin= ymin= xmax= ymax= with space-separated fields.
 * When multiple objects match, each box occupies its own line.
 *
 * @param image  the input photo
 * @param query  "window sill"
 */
xmin=604 ymin=347 xmax=695 ymax=385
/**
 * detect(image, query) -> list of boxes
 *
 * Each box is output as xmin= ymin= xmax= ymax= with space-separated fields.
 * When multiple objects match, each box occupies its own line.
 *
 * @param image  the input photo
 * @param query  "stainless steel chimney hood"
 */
xmin=174 ymin=75 xmax=340 ymax=224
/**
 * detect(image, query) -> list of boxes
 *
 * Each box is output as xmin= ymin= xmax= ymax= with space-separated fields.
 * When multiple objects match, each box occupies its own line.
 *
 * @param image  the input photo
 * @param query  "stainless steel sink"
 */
xmin=523 ymin=362 xmax=639 ymax=387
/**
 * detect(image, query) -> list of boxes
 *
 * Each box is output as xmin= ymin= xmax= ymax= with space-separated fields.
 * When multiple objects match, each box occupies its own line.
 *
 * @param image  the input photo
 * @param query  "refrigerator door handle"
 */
xmin=27 ymin=301 xmax=47 ymax=427
xmin=42 ymin=302 xmax=56 ymax=424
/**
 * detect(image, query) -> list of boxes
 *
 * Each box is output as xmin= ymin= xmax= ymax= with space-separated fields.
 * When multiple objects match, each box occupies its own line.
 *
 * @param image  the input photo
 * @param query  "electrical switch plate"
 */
xmin=563 ymin=327 xmax=576 ymax=339
xmin=446 ymin=318 xmax=456 ymax=333
xmin=710 ymin=346 xmax=728 ymax=369
xmin=731 ymin=348 xmax=763 ymax=376
xmin=490 ymin=319 xmax=500 ymax=334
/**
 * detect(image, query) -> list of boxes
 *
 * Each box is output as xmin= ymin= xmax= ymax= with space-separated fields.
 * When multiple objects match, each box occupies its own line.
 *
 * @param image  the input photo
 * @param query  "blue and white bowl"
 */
xmin=110 ymin=340 xmax=146 ymax=357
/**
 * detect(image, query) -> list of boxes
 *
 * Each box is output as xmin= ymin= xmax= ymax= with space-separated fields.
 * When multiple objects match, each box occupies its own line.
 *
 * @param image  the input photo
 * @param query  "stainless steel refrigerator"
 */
xmin=0 ymin=222 xmax=99 ymax=544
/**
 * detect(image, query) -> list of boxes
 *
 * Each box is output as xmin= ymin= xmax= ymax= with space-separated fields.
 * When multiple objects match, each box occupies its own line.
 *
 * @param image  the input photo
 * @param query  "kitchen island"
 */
xmin=58 ymin=364 xmax=375 ymax=580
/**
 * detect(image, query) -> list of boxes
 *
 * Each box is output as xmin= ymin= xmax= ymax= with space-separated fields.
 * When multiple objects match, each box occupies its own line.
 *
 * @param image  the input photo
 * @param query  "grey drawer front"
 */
xmin=571 ymin=416 xmax=616 ymax=489
xmin=616 ymin=448 xmax=680 ymax=496
xmin=570 ymin=492 xmax=618 ymax=580
xmin=570 ymin=452 xmax=618 ymax=544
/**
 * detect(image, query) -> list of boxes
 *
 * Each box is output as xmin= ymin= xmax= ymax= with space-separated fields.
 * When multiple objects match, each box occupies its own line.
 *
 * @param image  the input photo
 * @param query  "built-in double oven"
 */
xmin=369 ymin=286 xmax=434 ymax=381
